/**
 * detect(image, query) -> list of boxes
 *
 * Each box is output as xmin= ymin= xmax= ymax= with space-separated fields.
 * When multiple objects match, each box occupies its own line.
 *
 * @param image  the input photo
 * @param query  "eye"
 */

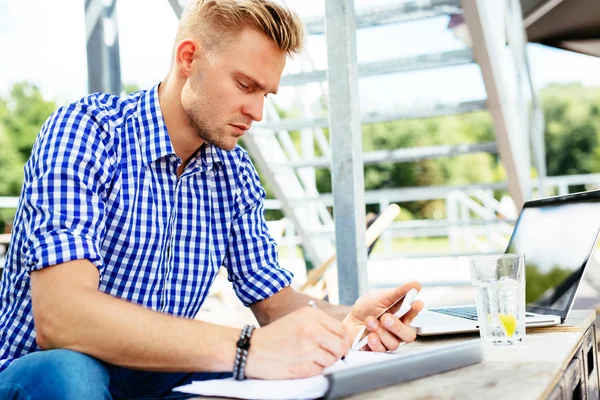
xmin=237 ymin=80 xmax=249 ymax=90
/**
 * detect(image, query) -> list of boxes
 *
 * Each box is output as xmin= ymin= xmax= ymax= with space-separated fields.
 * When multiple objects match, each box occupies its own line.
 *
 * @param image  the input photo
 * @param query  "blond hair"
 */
xmin=175 ymin=0 xmax=305 ymax=57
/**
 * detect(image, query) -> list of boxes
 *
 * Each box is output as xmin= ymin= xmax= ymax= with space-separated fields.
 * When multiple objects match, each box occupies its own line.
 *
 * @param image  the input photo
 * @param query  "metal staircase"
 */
xmin=241 ymin=0 xmax=545 ymax=269
xmin=159 ymin=0 xmax=546 ymax=274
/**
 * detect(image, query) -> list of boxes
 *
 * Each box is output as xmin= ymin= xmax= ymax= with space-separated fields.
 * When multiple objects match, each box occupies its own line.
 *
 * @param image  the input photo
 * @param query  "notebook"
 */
xmin=173 ymin=339 xmax=482 ymax=400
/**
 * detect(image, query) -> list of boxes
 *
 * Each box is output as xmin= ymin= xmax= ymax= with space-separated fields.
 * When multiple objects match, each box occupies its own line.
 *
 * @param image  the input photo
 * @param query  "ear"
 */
xmin=175 ymin=39 xmax=200 ymax=78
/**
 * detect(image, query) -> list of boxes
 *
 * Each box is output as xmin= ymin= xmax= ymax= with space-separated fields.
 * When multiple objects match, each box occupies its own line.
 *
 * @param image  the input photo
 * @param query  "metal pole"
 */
xmin=85 ymin=0 xmax=122 ymax=95
xmin=168 ymin=0 xmax=184 ymax=19
xmin=325 ymin=0 xmax=367 ymax=304
xmin=462 ymin=0 xmax=531 ymax=209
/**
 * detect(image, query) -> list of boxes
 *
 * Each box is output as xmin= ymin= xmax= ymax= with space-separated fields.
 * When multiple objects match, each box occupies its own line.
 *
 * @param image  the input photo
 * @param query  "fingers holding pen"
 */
xmin=314 ymin=327 xmax=350 ymax=361
xmin=308 ymin=302 xmax=352 ymax=351
xmin=245 ymin=306 xmax=350 ymax=379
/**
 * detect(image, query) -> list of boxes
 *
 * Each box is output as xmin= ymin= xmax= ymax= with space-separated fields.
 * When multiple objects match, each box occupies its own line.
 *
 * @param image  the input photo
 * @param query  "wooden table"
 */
xmin=192 ymin=310 xmax=599 ymax=400
xmin=343 ymin=309 xmax=599 ymax=400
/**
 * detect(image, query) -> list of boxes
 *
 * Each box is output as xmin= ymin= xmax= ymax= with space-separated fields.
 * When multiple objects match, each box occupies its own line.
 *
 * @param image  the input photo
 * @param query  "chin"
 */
xmin=211 ymin=139 xmax=238 ymax=152
xmin=221 ymin=144 xmax=237 ymax=152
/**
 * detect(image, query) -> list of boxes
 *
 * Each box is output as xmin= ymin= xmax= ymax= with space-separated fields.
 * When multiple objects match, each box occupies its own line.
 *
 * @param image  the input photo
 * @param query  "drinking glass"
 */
xmin=470 ymin=253 xmax=526 ymax=345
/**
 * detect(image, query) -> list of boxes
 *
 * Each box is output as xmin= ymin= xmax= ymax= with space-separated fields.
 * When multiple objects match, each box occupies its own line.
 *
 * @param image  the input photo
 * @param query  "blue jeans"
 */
xmin=0 ymin=349 xmax=232 ymax=399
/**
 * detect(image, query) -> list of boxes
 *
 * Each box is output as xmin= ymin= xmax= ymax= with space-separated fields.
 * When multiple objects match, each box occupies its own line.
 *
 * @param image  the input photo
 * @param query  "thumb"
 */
xmin=379 ymin=281 xmax=421 ymax=309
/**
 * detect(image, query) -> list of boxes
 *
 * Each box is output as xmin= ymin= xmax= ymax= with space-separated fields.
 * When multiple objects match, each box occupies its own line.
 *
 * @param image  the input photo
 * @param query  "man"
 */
xmin=0 ymin=0 xmax=423 ymax=399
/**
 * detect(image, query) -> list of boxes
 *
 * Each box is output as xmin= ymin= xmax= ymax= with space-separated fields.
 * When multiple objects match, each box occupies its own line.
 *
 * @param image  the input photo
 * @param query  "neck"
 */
xmin=157 ymin=73 xmax=205 ymax=164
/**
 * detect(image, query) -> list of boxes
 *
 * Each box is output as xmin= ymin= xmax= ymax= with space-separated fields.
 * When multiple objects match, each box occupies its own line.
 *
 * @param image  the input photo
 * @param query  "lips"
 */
xmin=230 ymin=124 xmax=249 ymax=136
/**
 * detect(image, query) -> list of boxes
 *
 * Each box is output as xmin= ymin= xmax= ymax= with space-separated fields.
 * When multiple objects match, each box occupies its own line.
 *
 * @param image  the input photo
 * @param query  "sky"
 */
xmin=2 ymin=0 xmax=600 ymax=113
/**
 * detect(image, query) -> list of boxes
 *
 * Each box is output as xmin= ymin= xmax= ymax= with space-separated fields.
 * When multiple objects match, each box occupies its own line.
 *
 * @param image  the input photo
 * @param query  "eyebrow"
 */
xmin=238 ymin=72 xmax=278 ymax=95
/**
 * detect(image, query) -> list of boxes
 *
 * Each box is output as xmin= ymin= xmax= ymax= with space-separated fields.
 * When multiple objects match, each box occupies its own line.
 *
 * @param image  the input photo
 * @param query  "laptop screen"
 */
xmin=505 ymin=192 xmax=600 ymax=319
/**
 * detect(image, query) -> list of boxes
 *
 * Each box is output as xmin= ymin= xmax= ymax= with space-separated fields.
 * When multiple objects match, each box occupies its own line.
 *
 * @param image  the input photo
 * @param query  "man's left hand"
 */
xmin=342 ymin=281 xmax=423 ymax=352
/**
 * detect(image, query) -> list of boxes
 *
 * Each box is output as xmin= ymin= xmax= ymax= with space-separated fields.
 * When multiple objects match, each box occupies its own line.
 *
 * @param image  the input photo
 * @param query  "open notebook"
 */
xmin=173 ymin=340 xmax=482 ymax=400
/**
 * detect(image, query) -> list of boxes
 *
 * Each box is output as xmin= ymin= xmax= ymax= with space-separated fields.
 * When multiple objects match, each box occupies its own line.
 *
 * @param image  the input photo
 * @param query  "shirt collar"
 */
xmin=199 ymin=142 xmax=224 ymax=171
xmin=136 ymin=84 xmax=225 ymax=171
xmin=136 ymin=84 xmax=176 ymax=167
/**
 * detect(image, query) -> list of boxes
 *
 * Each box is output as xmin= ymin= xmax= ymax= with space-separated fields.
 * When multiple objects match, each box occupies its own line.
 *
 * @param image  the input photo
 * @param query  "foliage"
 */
xmin=0 ymin=82 xmax=57 ymax=229
xmin=542 ymin=83 xmax=600 ymax=176
xmin=0 ymin=82 xmax=56 ymax=164
xmin=310 ymin=111 xmax=498 ymax=218
xmin=302 ymin=83 xmax=600 ymax=219
xmin=0 ymin=124 xmax=24 ymax=197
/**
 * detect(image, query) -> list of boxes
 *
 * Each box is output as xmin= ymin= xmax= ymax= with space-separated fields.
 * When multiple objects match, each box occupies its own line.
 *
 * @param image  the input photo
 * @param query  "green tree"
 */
xmin=0 ymin=82 xmax=56 ymax=163
xmin=0 ymin=124 xmax=23 ymax=197
xmin=0 ymin=124 xmax=22 ymax=231
xmin=0 ymin=82 xmax=57 ymax=229
xmin=542 ymin=83 xmax=600 ymax=185
xmin=314 ymin=111 xmax=498 ymax=218
xmin=0 ymin=82 xmax=58 ymax=196
xmin=313 ymin=84 xmax=600 ymax=217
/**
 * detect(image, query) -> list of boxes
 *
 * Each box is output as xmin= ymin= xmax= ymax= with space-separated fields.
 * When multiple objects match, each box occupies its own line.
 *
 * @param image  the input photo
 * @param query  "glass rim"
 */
xmin=468 ymin=253 xmax=524 ymax=262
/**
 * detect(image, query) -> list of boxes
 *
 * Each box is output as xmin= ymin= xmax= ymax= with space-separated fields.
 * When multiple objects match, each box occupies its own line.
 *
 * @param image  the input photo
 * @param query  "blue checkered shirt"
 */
xmin=0 ymin=85 xmax=293 ymax=373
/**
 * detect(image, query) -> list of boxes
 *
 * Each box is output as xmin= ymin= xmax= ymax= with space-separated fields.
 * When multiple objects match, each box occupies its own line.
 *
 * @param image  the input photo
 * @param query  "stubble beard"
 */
xmin=184 ymin=69 xmax=238 ymax=152
xmin=188 ymin=113 xmax=237 ymax=152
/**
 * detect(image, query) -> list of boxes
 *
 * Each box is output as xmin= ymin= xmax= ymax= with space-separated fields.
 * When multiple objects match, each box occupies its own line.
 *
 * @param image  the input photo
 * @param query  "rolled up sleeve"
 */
xmin=224 ymin=150 xmax=293 ymax=306
xmin=21 ymin=102 xmax=114 ymax=274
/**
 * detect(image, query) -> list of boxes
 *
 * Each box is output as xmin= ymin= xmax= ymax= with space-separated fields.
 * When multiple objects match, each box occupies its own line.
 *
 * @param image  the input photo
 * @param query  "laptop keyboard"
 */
xmin=431 ymin=307 xmax=479 ymax=321
xmin=431 ymin=307 xmax=536 ymax=321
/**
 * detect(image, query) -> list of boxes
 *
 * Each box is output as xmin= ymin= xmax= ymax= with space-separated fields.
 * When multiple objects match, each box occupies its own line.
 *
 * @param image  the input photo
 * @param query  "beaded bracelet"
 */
xmin=233 ymin=324 xmax=256 ymax=380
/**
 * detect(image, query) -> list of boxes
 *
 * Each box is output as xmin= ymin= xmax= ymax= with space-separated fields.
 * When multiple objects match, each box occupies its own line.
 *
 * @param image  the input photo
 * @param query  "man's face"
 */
xmin=181 ymin=27 xmax=287 ymax=151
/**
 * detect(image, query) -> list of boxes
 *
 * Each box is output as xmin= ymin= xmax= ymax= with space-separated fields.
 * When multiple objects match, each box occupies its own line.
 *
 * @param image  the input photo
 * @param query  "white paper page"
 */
xmin=173 ymin=375 xmax=329 ymax=400
xmin=324 ymin=349 xmax=401 ymax=374
xmin=172 ymin=350 xmax=406 ymax=400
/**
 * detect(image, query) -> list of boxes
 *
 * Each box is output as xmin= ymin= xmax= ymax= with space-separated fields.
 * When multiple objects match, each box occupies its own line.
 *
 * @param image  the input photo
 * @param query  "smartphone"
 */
xmin=352 ymin=288 xmax=419 ymax=349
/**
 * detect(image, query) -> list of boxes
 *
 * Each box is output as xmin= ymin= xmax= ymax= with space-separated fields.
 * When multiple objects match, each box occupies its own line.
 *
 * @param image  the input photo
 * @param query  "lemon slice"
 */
xmin=498 ymin=314 xmax=517 ymax=337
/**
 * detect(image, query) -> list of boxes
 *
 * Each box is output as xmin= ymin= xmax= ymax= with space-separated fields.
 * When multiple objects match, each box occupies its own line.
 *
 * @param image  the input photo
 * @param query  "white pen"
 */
xmin=308 ymin=300 xmax=347 ymax=363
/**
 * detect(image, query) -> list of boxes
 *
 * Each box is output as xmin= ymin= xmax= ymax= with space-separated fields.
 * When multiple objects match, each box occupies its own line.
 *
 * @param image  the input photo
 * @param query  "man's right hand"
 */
xmin=244 ymin=307 xmax=351 ymax=379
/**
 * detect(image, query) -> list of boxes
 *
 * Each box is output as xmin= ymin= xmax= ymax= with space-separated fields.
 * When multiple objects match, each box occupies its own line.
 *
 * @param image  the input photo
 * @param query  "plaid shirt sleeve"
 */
xmin=224 ymin=149 xmax=294 ymax=306
xmin=21 ymin=101 xmax=114 ymax=273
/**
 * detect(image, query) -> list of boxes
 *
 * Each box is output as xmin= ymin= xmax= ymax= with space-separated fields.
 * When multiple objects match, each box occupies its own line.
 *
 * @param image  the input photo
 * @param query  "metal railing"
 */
xmin=266 ymin=173 xmax=600 ymax=259
xmin=2 ymin=173 xmax=600 ymax=261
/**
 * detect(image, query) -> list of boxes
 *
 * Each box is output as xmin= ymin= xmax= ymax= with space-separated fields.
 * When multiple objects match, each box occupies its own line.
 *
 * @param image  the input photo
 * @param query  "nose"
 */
xmin=243 ymin=94 xmax=264 ymax=122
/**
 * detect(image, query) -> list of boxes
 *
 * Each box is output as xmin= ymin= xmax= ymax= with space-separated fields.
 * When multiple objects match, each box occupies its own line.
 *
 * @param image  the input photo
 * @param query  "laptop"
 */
xmin=411 ymin=189 xmax=600 ymax=336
